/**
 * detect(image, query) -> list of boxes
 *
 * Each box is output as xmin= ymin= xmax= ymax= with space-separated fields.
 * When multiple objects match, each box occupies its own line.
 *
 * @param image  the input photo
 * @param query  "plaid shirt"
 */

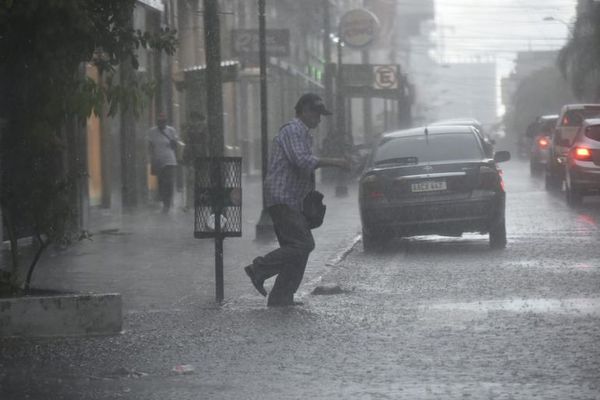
xmin=264 ymin=118 xmax=319 ymax=210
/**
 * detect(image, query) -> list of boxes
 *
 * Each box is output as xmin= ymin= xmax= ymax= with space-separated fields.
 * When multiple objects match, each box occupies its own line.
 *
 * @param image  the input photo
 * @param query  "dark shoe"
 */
xmin=244 ymin=265 xmax=266 ymax=297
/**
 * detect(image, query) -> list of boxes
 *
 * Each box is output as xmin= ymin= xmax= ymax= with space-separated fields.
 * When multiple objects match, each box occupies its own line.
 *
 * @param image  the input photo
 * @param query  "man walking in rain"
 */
xmin=244 ymin=93 xmax=350 ymax=307
xmin=148 ymin=112 xmax=180 ymax=213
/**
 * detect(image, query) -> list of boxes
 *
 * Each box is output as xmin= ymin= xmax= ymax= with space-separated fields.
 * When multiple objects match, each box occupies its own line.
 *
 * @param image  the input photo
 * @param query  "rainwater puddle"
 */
xmin=427 ymin=298 xmax=600 ymax=315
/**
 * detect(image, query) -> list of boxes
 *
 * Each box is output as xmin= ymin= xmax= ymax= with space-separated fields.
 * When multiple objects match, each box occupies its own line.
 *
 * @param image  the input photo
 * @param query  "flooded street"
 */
xmin=2 ymin=158 xmax=599 ymax=399
xmin=3 ymin=0 xmax=600 ymax=399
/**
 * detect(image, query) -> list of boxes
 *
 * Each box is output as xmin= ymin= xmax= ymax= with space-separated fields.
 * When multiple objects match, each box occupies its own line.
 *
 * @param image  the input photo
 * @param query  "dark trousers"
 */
xmin=252 ymin=205 xmax=315 ymax=305
xmin=158 ymin=165 xmax=176 ymax=211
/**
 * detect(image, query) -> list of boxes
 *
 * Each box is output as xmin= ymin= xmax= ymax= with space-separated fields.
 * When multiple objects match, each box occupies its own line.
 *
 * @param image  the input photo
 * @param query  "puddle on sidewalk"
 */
xmin=426 ymin=298 xmax=600 ymax=315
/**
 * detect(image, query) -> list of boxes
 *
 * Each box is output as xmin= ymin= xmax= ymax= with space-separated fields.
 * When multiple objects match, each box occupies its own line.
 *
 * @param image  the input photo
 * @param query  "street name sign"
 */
xmin=232 ymin=29 xmax=290 ymax=57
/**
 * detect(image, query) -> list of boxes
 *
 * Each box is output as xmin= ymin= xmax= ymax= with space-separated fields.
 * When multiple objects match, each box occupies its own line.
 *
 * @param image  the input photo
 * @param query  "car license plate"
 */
xmin=411 ymin=180 xmax=447 ymax=192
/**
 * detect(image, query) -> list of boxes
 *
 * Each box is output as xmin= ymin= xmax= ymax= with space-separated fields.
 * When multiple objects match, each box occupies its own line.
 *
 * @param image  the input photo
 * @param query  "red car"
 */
xmin=526 ymin=115 xmax=558 ymax=174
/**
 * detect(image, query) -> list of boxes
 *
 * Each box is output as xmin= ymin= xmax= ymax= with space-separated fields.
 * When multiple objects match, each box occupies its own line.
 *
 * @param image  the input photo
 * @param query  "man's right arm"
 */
xmin=317 ymin=157 xmax=351 ymax=170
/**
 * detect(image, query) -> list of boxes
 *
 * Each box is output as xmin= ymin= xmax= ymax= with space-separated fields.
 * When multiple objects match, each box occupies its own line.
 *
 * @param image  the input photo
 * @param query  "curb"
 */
xmin=326 ymin=234 xmax=362 ymax=266
xmin=302 ymin=233 xmax=362 ymax=295
xmin=0 ymin=293 xmax=122 ymax=338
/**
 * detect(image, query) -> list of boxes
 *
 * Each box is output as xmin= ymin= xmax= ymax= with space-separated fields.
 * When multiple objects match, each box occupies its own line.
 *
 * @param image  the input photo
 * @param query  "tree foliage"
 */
xmin=0 ymin=0 xmax=177 ymax=290
xmin=558 ymin=1 xmax=600 ymax=101
xmin=504 ymin=67 xmax=575 ymax=137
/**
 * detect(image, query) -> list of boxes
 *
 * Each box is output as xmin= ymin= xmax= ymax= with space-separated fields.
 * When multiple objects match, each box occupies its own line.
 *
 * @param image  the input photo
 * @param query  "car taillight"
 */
xmin=538 ymin=136 xmax=549 ymax=148
xmin=479 ymin=166 xmax=502 ymax=191
xmin=574 ymin=147 xmax=592 ymax=161
xmin=361 ymin=174 xmax=385 ymax=200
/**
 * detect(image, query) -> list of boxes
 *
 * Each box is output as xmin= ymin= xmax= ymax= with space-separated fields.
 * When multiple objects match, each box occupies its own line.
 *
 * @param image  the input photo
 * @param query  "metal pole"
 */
xmin=362 ymin=49 xmax=372 ymax=143
xmin=259 ymin=0 xmax=268 ymax=187
xmin=322 ymin=0 xmax=336 ymax=184
xmin=203 ymin=0 xmax=224 ymax=156
xmin=255 ymin=0 xmax=275 ymax=240
xmin=335 ymin=34 xmax=348 ymax=197
xmin=203 ymin=0 xmax=225 ymax=302
xmin=214 ymin=161 xmax=224 ymax=302
xmin=323 ymin=1 xmax=332 ymax=105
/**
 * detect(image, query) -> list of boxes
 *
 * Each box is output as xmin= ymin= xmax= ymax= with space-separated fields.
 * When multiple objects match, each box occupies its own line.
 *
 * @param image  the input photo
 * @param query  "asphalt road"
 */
xmin=1 ymin=159 xmax=599 ymax=400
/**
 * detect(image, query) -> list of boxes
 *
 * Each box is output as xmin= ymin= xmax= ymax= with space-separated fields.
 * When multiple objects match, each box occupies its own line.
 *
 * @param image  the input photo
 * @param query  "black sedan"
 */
xmin=358 ymin=125 xmax=511 ymax=251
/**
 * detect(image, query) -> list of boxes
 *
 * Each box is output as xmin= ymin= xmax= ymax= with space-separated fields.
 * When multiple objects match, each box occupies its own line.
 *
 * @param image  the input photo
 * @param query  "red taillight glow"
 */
xmin=479 ymin=166 xmax=501 ymax=191
xmin=362 ymin=175 xmax=385 ymax=201
xmin=574 ymin=147 xmax=592 ymax=161
xmin=538 ymin=137 xmax=549 ymax=148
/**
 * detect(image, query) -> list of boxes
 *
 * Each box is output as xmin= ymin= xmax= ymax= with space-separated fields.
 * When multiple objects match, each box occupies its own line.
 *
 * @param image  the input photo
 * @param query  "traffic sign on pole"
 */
xmin=339 ymin=9 xmax=380 ymax=49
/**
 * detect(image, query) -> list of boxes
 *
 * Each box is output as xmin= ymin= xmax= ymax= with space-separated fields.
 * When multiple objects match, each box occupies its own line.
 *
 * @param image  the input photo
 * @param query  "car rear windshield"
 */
xmin=374 ymin=133 xmax=483 ymax=165
xmin=540 ymin=118 xmax=557 ymax=133
xmin=585 ymin=125 xmax=600 ymax=142
xmin=562 ymin=107 xmax=600 ymax=126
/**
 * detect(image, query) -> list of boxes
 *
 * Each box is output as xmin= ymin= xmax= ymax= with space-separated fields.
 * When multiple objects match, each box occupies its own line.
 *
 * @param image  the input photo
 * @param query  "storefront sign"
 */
xmin=341 ymin=64 xmax=402 ymax=98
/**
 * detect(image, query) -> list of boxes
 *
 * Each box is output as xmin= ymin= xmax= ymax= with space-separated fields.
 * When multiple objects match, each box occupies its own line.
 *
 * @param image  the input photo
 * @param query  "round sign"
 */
xmin=339 ymin=9 xmax=380 ymax=49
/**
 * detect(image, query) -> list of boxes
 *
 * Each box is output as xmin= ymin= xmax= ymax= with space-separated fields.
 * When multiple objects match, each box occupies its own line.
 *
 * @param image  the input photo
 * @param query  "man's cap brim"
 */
xmin=313 ymin=104 xmax=333 ymax=115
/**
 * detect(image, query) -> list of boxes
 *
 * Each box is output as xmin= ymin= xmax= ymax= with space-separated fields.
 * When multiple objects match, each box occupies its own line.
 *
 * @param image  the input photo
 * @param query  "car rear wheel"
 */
xmin=566 ymin=181 xmax=583 ymax=207
xmin=489 ymin=216 xmax=507 ymax=249
xmin=530 ymin=160 xmax=542 ymax=175
xmin=545 ymin=170 xmax=560 ymax=191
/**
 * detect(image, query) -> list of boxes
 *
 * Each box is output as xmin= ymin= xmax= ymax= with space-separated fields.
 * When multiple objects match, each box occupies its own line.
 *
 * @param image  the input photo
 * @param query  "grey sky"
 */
xmin=431 ymin=0 xmax=577 ymax=115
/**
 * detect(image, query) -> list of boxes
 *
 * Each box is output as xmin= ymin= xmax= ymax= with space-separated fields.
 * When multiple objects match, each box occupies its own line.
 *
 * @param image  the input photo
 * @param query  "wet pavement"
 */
xmin=1 ymin=160 xmax=600 ymax=399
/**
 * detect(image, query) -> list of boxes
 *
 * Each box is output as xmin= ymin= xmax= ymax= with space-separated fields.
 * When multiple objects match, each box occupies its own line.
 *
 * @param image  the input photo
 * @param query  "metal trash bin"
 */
xmin=194 ymin=157 xmax=242 ymax=238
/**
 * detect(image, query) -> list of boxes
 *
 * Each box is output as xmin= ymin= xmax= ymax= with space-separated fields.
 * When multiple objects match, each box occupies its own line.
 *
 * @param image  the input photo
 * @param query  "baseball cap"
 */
xmin=295 ymin=93 xmax=332 ymax=115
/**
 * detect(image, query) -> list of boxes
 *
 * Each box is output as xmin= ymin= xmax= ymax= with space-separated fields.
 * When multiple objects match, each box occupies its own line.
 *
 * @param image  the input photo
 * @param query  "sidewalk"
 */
xmin=28 ymin=176 xmax=362 ymax=312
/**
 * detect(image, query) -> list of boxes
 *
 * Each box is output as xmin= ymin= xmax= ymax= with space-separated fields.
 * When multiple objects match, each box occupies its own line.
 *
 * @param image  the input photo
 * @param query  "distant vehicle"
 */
xmin=524 ymin=114 xmax=558 ymax=174
xmin=546 ymin=104 xmax=600 ymax=190
xmin=358 ymin=125 xmax=511 ymax=251
xmin=429 ymin=118 xmax=495 ymax=157
xmin=564 ymin=118 xmax=600 ymax=206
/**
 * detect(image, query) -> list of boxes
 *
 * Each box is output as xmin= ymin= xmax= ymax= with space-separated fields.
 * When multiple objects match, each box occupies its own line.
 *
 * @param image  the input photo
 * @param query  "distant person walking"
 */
xmin=148 ymin=112 xmax=180 ymax=213
xmin=244 ymin=93 xmax=350 ymax=307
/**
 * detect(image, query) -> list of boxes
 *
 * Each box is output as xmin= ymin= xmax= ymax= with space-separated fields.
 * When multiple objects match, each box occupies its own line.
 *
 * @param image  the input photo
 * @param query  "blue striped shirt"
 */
xmin=264 ymin=118 xmax=319 ymax=210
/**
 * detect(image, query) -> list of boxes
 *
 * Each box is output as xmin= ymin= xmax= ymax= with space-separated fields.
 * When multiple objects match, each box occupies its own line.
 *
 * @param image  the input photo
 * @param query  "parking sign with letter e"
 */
xmin=373 ymin=65 xmax=398 ymax=89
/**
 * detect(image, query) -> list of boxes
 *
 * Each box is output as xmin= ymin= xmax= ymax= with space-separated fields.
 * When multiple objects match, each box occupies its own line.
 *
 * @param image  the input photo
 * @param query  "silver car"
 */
xmin=565 ymin=118 xmax=600 ymax=206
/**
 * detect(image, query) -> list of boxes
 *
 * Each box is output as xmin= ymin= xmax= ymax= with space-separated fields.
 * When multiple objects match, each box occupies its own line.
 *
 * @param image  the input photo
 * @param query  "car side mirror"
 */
xmin=493 ymin=150 xmax=511 ymax=163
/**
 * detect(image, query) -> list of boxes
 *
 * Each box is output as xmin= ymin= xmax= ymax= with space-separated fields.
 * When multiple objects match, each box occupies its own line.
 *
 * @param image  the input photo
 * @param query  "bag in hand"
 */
xmin=302 ymin=190 xmax=326 ymax=229
xmin=170 ymin=139 xmax=186 ymax=164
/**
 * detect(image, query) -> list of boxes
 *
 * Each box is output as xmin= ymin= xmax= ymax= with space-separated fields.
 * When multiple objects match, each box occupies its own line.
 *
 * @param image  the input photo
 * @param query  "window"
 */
xmin=540 ymin=119 xmax=557 ymax=133
xmin=585 ymin=126 xmax=600 ymax=142
xmin=562 ymin=108 xmax=600 ymax=127
xmin=375 ymin=133 xmax=483 ymax=164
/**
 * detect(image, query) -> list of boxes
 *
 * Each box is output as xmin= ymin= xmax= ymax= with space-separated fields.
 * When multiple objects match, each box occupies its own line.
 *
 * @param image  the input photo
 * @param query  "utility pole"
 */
xmin=323 ymin=0 xmax=333 ymax=151
xmin=203 ymin=0 xmax=225 ymax=302
xmin=322 ymin=0 xmax=338 ymax=185
xmin=334 ymin=33 xmax=348 ymax=198
xmin=204 ymin=0 xmax=224 ymax=157
xmin=362 ymin=48 xmax=372 ymax=143
xmin=254 ymin=0 xmax=274 ymax=240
